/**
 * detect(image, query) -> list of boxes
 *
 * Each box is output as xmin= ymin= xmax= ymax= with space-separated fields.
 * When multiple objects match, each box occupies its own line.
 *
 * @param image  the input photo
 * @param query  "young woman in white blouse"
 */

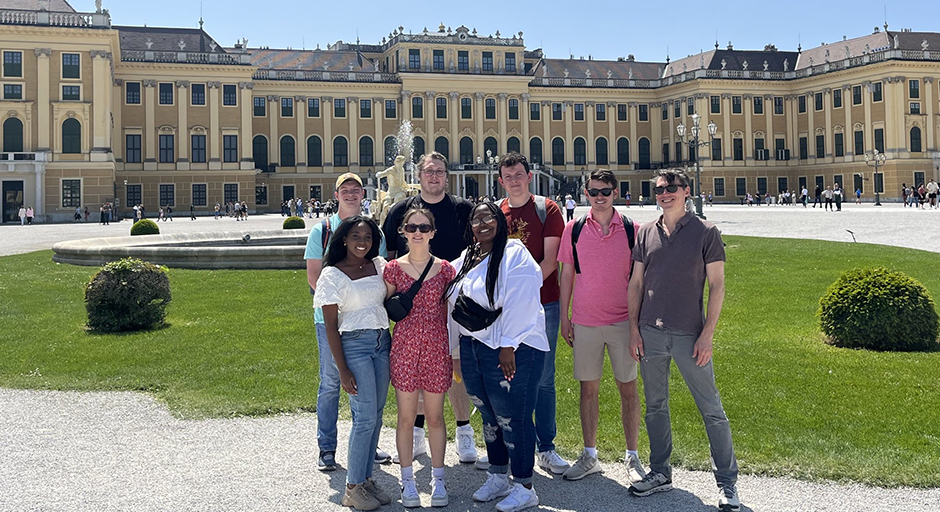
xmin=445 ymin=202 xmax=549 ymax=512
xmin=314 ymin=215 xmax=393 ymax=511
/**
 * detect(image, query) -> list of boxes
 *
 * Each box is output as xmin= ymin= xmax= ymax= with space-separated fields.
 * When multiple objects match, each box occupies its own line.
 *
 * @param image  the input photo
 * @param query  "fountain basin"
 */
xmin=51 ymin=229 xmax=309 ymax=269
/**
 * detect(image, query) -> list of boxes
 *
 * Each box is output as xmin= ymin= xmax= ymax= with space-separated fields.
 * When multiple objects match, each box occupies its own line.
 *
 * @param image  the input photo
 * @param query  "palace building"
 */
xmin=2 ymin=0 xmax=940 ymax=222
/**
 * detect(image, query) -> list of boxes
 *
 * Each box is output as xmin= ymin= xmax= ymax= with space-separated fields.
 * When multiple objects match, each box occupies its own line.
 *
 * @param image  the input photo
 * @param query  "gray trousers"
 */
xmin=639 ymin=326 xmax=738 ymax=488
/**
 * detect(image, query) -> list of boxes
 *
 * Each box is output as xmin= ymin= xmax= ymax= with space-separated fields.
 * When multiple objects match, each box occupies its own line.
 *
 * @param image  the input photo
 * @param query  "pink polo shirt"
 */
xmin=558 ymin=210 xmax=639 ymax=327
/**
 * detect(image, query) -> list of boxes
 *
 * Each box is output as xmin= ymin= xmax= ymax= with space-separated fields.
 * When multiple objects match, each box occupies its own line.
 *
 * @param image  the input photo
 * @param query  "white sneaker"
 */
xmin=393 ymin=427 xmax=428 ymax=464
xmin=495 ymin=483 xmax=539 ymax=512
xmin=626 ymin=452 xmax=648 ymax=484
xmin=455 ymin=424 xmax=478 ymax=463
xmin=472 ymin=473 xmax=511 ymax=502
xmin=430 ymin=477 xmax=448 ymax=507
xmin=400 ymin=478 xmax=420 ymax=508
xmin=537 ymin=450 xmax=570 ymax=475
xmin=474 ymin=455 xmax=490 ymax=471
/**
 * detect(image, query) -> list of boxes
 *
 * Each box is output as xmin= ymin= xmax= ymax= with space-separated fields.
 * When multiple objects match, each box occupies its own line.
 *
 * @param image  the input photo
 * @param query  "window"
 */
xmin=125 ymin=134 xmax=141 ymax=163
xmin=191 ymin=134 xmax=206 ymax=163
xmin=436 ymin=97 xmax=447 ymax=119
xmin=62 ymin=118 xmax=81 ymax=154
xmin=853 ymin=85 xmax=862 ymax=105
xmin=618 ymin=104 xmax=627 ymax=121
xmin=333 ymin=136 xmax=348 ymax=166
xmin=409 ymin=49 xmax=420 ymax=70
xmin=307 ymin=136 xmax=322 ymax=166
xmin=458 ymin=51 xmax=469 ymax=71
xmin=485 ymin=98 xmax=496 ymax=119
xmin=412 ymin=97 xmax=423 ymax=118
xmin=733 ymin=138 xmax=743 ymax=161
xmin=910 ymin=79 xmax=920 ymax=99
xmin=530 ymin=137 xmax=542 ymax=164
xmin=596 ymin=103 xmax=605 ymax=121
xmin=710 ymin=95 xmax=720 ymax=114
xmin=483 ymin=137 xmax=497 ymax=160
xmin=462 ymin=97 xmax=472 ymax=119
xmin=574 ymin=138 xmax=586 ymax=165
xmin=638 ymin=104 xmax=648 ymax=121
xmin=255 ymin=185 xmax=267 ymax=205
xmin=159 ymin=83 xmax=173 ymax=105
xmin=253 ymin=136 xmax=268 ymax=170
xmin=508 ymin=99 xmax=519 ymax=120
xmin=674 ymin=101 xmax=681 ymax=118
xmin=874 ymin=172 xmax=884 ymax=194
xmin=552 ymin=103 xmax=562 ymax=120
xmin=5 ymin=83 xmax=24 ymax=99
xmin=575 ymin=103 xmax=585 ymax=121
xmin=732 ymin=96 xmax=742 ymax=114
xmin=281 ymin=97 xmax=293 ymax=117
xmin=617 ymin=137 xmax=630 ymax=164
xmin=61 ymin=53 xmax=80 ymax=79
xmin=814 ymin=92 xmax=823 ymax=111
xmin=662 ymin=143 xmax=670 ymax=165
xmin=385 ymin=99 xmax=396 ymax=119
xmin=126 ymin=82 xmax=141 ymax=104
xmin=413 ymin=137 xmax=425 ymax=162
xmin=280 ymin=136 xmax=295 ymax=167
xmin=334 ymin=98 xmax=346 ymax=118
xmin=360 ymin=99 xmax=372 ymax=119
xmin=714 ymin=177 xmax=725 ymax=196
xmin=815 ymin=134 xmax=825 ymax=158
xmin=224 ymin=183 xmax=239 ymax=204
xmin=159 ymin=184 xmax=175 ymax=207
xmin=711 ymin=138 xmax=722 ymax=160
xmin=551 ymin=137 xmax=565 ymax=166
xmin=735 ymin=177 xmax=746 ymax=196
xmin=253 ymin=97 xmax=266 ymax=116
xmin=834 ymin=133 xmax=844 ymax=157
xmin=687 ymin=97 xmax=695 ymax=115
xmin=874 ymin=128 xmax=884 ymax=152
xmin=191 ymin=83 xmax=206 ymax=106
xmin=62 ymin=85 xmax=80 ymax=101
xmin=505 ymin=53 xmax=516 ymax=73
xmin=433 ymin=50 xmax=444 ymax=70
xmin=910 ymin=102 xmax=921 ymax=115
xmin=661 ymin=103 xmax=668 ymax=120
xmin=754 ymin=137 xmax=765 ymax=157
xmin=223 ymin=84 xmax=237 ymax=106
xmin=3 ymin=51 xmax=21 ymax=77
xmin=596 ymin=137 xmax=608 ymax=165
xmin=911 ymin=127 xmax=922 ymax=152
xmin=530 ymin=102 xmax=540 ymax=120
xmin=507 ymin=136 xmax=520 ymax=153
xmin=757 ymin=177 xmax=767 ymax=195
xmin=798 ymin=95 xmax=806 ymax=113
xmin=675 ymin=142 xmax=683 ymax=163
xmin=159 ymin=134 xmax=174 ymax=163
xmin=833 ymin=89 xmax=842 ymax=108
xmin=308 ymin=98 xmax=320 ymax=117
xmin=360 ymin=136 xmax=374 ymax=166
xmin=854 ymin=130 xmax=864 ymax=155
xmin=62 ymin=179 xmax=81 ymax=207
xmin=774 ymin=96 xmax=784 ymax=115
xmin=126 ymin=184 xmax=141 ymax=207
xmin=459 ymin=137 xmax=473 ymax=164
xmin=799 ymin=136 xmax=808 ymax=159
xmin=435 ymin=136 xmax=449 ymax=159
xmin=872 ymin=82 xmax=882 ymax=102
xmin=754 ymin=96 xmax=763 ymax=114
xmin=482 ymin=52 xmax=493 ymax=71
xmin=192 ymin=183 xmax=207 ymax=206
xmin=223 ymin=135 xmax=237 ymax=163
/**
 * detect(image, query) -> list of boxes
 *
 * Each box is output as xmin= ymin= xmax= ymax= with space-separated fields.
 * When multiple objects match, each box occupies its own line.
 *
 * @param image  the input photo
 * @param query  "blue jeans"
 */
xmin=315 ymin=322 xmax=341 ymax=453
xmin=460 ymin=336 xmax=545 ymax=485
xmin=535 ymin=300 xmax=559 ymax=452
xmin=342 ymin=328 xmax=391 ymax=485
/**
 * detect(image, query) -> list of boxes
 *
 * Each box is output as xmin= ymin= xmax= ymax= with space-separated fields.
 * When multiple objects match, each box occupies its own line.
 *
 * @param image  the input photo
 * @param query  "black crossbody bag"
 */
xmin=384 ymin=258 xmax=434 ymax=322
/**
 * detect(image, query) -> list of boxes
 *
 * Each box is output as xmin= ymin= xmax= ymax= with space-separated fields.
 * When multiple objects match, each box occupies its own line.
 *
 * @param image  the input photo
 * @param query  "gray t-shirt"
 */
xmin=632 ymin=212 xmax=726 ymax=335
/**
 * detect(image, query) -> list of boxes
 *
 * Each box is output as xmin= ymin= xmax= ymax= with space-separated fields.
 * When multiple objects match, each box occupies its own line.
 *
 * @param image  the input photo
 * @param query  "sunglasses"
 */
xmin=403 ymin=223 xmax=433 ymax=233
xmin=469 ymin=214 xmax=497 ymax=227
xmin=587 ymin=187 xmax=614 ymax=197
xmin=654 ymin=184 xmax=687 ymax=195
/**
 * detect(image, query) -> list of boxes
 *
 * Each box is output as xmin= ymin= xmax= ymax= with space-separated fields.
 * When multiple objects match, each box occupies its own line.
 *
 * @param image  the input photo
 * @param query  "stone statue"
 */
xmin=824 ymin=49 xmax=830 ymax=63
xmin=564 ymin=68 xmax=569 ymax=78
xmin=95 ymin=0 xmax=102 ymax=13
xmin=865 ymin=44 xmax=870 ymax=54
xmin=607 ymin=69 xmax=612 ymax=79
xmin=923 ymin=39 xmax=930 ymax=51
xmin=628 ymin=68 xmax=633 ymax=79
xmin=720 ymin=58 xmax=727 ymax=70
xmin=893 ymin=35 xmax=899 ymax=49
xmin=585 ymin=69 xmax=591 ymax=78
xmin=783 ymin=58 xmax=789 ymax=71
xmin=700 ymin=55 xmax=705 ymax=69
xmin=375 ymin=155 xmax=419 ymax=225
xmin=763 ymin=60 xmax=768 ymax=71
xmin=742 ymin=60 xmax=748 ymax=70
xmin=845 ymin=46 xmax=851 ymax=59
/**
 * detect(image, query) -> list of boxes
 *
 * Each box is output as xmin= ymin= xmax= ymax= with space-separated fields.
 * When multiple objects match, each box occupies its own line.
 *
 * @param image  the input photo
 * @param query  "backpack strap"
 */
xmin=570 ymin=214 xmax=588 ymax=274
xmin=498 ymin=195 xmax=548 ymax=225
xmin=320 ymin=218 xmax=332 ymax=253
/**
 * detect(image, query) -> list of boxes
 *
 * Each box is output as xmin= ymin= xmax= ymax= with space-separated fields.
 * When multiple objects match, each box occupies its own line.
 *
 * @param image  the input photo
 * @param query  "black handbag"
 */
xmin=451 ymin=289 xmax=502 ymax=332
xmin=384 ymin=257 xmax=434 ymax=322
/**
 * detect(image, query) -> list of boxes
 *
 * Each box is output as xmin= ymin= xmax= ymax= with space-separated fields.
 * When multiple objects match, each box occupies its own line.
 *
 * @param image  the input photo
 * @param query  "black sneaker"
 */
xmin=318 ymin=450 xmax=337 ymax=471
xmin=718 ymin=485 xmax=741 ymax=512
xmin=628 ymin=471 xmax=673 ymax=497
xmin=374 ymin=448 xmax=392 ymax=464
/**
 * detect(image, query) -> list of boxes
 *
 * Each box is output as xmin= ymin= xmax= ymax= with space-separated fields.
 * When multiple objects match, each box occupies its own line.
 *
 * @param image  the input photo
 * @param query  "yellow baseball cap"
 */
xmin=335 ymin=172 xmax=363 ymax=189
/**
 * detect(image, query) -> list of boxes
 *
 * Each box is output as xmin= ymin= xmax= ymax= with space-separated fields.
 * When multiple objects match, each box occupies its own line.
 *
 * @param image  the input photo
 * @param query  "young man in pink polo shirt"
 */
xmin=557 ymin=168 xmax=647 ymax=484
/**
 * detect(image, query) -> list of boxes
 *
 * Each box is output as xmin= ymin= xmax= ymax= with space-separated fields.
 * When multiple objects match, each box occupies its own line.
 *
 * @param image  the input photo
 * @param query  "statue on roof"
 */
xmin=783 ymin=58 xmax=789 ymax=71
xmin=893 ymin=35 xmax=899 ymax=49
xmin=585 ymin=69 xmax=591 ymax=78
xmin=763 ymin=60 xmax=768 ymax=71
xmin=564 ymin=68 xmax=569 ymax=78
xmin=923 ymin=39 xmax=930 ymax=51
xmin=845 ymin=46 xmax=851 ymax=59
xmin=628 ymin=68 xmax=633 ymax=79
xmin=742 ymin=60 xmax=748 ymax=70
xmin=700 ymin=54 xmax=705 ymax=68
xmin=864 ymin=43 xmax=870 ymax=54
xmin=824 ymin=49 xmax=830 ymax=63
xmin=95 ymin=0 xmax=103 ymax=13
xmin=720 ymin=58 xmax=727 ymax=70
xmin=607 ymin=69 xmax=612 ymax=79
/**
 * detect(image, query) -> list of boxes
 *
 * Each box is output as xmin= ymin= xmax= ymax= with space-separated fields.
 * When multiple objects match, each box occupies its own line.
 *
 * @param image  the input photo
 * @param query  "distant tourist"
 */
xmin=833 ymin=183 xmax=842 ymax=211
xmin=565 ymin=194 xmax=576 ymax=221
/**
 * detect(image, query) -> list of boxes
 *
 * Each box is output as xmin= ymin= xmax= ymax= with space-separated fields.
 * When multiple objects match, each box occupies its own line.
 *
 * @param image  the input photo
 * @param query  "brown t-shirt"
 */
xmin=631 ymin=211 xmax=726 ymax=335
xmin=500 ymin=195 xmax=565 ymax=304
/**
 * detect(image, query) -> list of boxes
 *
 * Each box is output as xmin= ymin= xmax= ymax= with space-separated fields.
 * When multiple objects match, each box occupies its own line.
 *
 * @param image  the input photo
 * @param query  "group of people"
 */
xmin=306 ymin=151 xmax=740 ymax=512
xmin=17 ymin=205 xmax=34 ymax=225
xmin=901 ymin=180 xmax=939 ymax=209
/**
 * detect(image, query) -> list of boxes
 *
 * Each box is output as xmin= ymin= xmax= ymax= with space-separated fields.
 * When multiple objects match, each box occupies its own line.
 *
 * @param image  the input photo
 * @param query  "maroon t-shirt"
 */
xmin=500 ymin=195 xmax=565 ymax=304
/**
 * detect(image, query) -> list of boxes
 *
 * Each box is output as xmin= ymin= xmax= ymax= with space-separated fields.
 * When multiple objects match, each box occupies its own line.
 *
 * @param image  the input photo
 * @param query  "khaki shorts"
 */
xmin=572 ymin=320 xmax=638 ymax=383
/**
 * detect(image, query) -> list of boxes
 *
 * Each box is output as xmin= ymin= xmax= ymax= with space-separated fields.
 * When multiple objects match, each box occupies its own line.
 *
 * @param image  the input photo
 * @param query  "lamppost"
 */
xmin=676 ymin=113 xmax=717 ymax=219
xmin=864 ymin=149 xmax=886 ymax=206
xmin=121 ymin=179 xmax=127 ymax=221
xmin=486 ymin=149 xmax=494 ymax=199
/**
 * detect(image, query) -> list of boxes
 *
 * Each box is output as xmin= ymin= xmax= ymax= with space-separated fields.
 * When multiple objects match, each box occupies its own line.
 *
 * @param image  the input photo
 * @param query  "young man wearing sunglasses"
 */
xmin=557 ymin=169 xmax=646 ymax=483
xmin=496 ymin=151 xmax=570 ymax=475
xmin=627 ymin=169 xmax=740 ymax=512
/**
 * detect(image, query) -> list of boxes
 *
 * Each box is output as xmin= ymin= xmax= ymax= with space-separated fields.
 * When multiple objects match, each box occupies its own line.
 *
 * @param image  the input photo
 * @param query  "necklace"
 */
xmin=407 ymin=255 xmax=432 ymax=274
xmin=344 ymin=258 xmax=367 ymax=270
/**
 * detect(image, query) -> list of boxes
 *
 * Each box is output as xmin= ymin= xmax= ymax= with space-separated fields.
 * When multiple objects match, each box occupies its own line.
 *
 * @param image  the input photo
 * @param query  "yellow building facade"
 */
xmin=1 ymin=1 xmax=939 ymax=222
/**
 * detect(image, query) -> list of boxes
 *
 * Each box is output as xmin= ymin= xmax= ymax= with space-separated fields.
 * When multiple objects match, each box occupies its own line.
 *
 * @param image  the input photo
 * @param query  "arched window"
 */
xmin=413 ymin=136 xmax=425 ymax=163
xmin=507 ymin=137 xmax=520 ymax=154
xmin=385 ymin=136 xmax=397 ymax=165
xmin=62 ymin=118 xmax=81 ymax=154
xmin=3 ymin=117 xmax=23 ymax=153
xmin=638 ymin=137 xmax=651 ymax=169
xmin=617 ymin=137 xmax=630 ymax=165
xmin=307 ymin=136 xmax=322 ymax=166
xmin=911 ymin=127 xmax=922 ymax=153
xmin=552 ymin=137 xmax=565 ymax=166
xmin=484 ymin=137 xmax=498 ymax=160
xmin=434 ymin=136 xmax=449 ymax=160
xmin=280 ymin=135 xmax=295 ymax=167
xmin=359 ymin=136 xmax=374 ymax=166
xmin=459 ymin=137 xmax=474 ymax=164
xmin=334 ymin=136 xmax=348 ymax=166
xmin=253 ymin=135 xmax=268 ymax=170
xmin=574 ymin=137 xmax=586 ymax=165
xmin=596 ymin=137 xmax=609 ymax=165
xmin=529 ymin=138 xmax=543 ymax=164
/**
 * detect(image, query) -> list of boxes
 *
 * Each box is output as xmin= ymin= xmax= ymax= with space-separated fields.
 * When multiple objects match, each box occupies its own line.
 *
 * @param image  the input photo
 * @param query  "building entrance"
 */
xmin=2 ymin=180 xmax=24 ymax=223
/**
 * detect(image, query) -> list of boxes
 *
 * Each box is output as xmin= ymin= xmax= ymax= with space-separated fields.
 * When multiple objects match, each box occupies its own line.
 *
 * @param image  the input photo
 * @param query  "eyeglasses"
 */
xmin=587 ymin=187 xmax=614 ymax=197
xmin=469 ymin=214 xmax=497 ymax=227
xmin=421 ymin=169 xmax=446 ymax=177
xmin=653 ymin=184 xmax=687 ymax=195
xmin=403 ymin=223 xmax=433 ymax=233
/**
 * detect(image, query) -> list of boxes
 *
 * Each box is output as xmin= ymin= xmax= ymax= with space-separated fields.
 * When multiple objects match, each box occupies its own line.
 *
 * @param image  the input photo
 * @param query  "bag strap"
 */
xmin=403 ymin=257 xmax=435 ymax=298
xmin=571 ymin=214 xmax=588 ymax=274
xmin=498 ymin=195 xmax=548 ymax=225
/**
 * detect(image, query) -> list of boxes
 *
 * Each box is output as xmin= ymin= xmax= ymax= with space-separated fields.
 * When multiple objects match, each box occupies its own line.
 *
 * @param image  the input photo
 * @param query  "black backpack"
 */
xmin=571 ymin=214 xmax=635 ymax=275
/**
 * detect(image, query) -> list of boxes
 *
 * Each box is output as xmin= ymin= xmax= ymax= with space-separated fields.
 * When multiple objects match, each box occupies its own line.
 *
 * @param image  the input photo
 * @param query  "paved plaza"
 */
xmin=2 ymin=203 xmax=940 ymax=511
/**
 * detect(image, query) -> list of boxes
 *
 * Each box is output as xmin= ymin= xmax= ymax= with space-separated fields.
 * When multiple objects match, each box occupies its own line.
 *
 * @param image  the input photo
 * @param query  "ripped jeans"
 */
xmin=460 ymin=336 xmax=544 ymax=485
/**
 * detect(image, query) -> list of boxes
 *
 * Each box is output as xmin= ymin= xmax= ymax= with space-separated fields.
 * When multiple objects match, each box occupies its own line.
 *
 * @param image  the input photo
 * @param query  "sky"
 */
xmin=84 ymin=0 xmax=937 ymax=62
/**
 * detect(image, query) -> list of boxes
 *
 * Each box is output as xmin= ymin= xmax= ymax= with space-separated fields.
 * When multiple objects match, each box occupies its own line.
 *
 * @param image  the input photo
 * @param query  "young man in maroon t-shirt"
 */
xmin=497 ymin=152 xmax=570 ymax=475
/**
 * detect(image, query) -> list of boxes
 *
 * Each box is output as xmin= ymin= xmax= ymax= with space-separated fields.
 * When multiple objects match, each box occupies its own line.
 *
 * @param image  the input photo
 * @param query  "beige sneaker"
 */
xmin=562 ymin=450 xmax=601 ymax=481
xmin=626 ymin=453 xmax=648 ymax=484
xmin=363 ymin=478 xmax=391 ymax=505
xmin=342 ymin=483 xmax=381 ymax=511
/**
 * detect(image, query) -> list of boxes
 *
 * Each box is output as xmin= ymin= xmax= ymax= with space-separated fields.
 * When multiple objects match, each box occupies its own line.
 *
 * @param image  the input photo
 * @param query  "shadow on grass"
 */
xmin=84 ymin=322 xmax=173 ymax=336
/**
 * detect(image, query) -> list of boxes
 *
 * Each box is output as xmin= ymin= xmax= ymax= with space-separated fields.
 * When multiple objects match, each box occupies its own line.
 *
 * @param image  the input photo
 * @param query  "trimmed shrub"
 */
xmin=85 ymin=258 xmax=171 ymax=332
xmin=818 ymin=267 xmax=939 ymax=351
xmin=130 ymin=219 xmax=160 ymax=236
xmin=283 ymin=216 xmax=306 ymax=229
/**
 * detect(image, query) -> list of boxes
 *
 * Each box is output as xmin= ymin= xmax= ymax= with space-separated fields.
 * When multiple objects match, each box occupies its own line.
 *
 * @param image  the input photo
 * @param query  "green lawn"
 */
xmin=1 ymin=237 xmax=938 ymax=487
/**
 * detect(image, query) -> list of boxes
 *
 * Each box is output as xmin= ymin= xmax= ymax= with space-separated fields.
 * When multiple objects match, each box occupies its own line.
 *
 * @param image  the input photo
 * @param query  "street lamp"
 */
xmin=676 ymin=113 xmax=717 ymax=218
xmin=121 ymin=179 xmax=127 ymax=221
xmin=864 ymin=149 xmax=886 ymax=206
